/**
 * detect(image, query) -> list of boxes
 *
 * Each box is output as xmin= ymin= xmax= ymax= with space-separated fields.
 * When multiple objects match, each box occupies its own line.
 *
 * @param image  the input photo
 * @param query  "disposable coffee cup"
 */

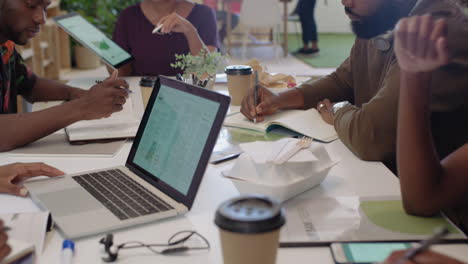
xmin=215 ymin=195 xmax=285 ymax=264
xmin=225 ymin=65 xmax=253 ymax=106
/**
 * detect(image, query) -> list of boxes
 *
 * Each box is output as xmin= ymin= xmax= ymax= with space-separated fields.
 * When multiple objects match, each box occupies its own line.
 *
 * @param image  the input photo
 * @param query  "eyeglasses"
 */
xmin=100 ymin=230 xmax=210 ymax=262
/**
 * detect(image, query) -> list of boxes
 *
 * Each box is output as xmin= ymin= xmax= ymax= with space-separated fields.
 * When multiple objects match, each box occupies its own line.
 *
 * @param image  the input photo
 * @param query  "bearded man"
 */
xmin=240 ymin=0 xmax=468 ymax=173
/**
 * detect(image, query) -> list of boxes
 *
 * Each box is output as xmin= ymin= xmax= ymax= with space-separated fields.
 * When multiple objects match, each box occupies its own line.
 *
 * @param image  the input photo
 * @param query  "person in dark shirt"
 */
xmin=0 ymin=0 xmax=130 ymax=151
xmin=112 ymin=0 xmax=218 ymax=76
xmin=294 ymin=0 xmax=319 ymax=55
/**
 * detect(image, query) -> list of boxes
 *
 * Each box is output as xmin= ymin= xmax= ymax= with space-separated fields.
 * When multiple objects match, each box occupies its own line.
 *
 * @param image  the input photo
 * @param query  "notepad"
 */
xmin=65 ymin=95 xmax=140 ymax=142
xmin=224 ymin=109 xmax=338 ymax=142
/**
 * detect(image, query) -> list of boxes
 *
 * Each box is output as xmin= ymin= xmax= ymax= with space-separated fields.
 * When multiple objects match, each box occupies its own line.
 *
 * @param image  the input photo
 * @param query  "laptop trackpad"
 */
xmin=37 ymin=187 xmax=102 ymax=217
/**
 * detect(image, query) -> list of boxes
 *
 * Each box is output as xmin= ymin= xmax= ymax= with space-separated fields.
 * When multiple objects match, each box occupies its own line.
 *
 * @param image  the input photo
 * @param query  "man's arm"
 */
xmin=0 ymin=100 xmax=84 ymax=151
xmin=240 ymin=53 xmax=355 ymax=121
xmin=21 ymin=77 xmax=86 ymax=103
xmin=333 ymin=63 xmax=400 ymax=161
xmin=0 ymin=78 xmax=130 ymax=151
xmin=297 ymin=56 xmax=354 ymax=109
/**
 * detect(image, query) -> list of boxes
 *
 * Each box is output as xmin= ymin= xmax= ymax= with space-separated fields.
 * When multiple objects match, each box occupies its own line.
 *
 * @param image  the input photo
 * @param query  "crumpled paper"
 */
xmin=245 ymin=59 xmax=297 ymax=88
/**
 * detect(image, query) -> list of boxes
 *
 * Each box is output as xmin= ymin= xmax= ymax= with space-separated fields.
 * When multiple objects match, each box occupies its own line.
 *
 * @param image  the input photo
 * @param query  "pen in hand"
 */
xmin=253 ymin=71 xmax=259 ymax=123
xmin=96 ymin=70 xmax=133 ymax=94
xmin=395 ymin=227 xmax=449 ymax=264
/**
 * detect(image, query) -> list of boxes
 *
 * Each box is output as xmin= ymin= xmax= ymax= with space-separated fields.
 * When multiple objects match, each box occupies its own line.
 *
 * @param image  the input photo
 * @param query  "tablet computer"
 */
xmin=54 ymin=12 xmax=134 ymax=69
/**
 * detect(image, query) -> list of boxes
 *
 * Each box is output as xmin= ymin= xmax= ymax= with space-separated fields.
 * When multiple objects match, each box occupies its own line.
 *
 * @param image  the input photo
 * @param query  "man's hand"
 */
xmin=240 ymin=85 xmax=281 ymax=122
xmin=0 ymin=220 xmax=10 ymax=261
xmin=0 ymin=163 xmax=64 ymax=197
xmin=77 ymin=78 xmax=130 ymax=120
xmin=384 ymin=250 xmax=464 ymax=264
xmin=395 ymin=15 xmax=450 ymax=73
xmin=317 ymin=99 xmax=334 ymax=125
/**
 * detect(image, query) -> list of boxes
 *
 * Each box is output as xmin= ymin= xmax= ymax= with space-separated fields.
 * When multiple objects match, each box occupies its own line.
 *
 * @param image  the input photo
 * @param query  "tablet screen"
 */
xmin=54 ymin=13 xmax=133 ymax=68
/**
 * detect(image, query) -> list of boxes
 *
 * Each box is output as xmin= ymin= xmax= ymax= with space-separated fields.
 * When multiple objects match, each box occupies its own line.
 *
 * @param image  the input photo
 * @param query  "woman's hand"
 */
xmin=395 ymin=15 xmax=450 ymax=73
xmin=158 ymin=12 xmax=196 ymax=35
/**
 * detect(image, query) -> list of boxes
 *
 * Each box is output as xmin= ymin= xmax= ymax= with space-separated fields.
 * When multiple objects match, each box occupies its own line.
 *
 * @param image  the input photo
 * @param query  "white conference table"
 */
xmin=0 ymin=77 xmax=467 ymax=263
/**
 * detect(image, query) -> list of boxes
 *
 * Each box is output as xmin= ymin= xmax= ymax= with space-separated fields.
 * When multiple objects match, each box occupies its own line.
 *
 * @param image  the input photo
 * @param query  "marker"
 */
xmin=61 ymin=240 xmax=75 ymax=264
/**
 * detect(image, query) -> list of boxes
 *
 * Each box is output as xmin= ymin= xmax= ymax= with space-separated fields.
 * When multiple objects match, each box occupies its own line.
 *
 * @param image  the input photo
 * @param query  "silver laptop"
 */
xmin=25 ymin=76 xmax=230 ymax=239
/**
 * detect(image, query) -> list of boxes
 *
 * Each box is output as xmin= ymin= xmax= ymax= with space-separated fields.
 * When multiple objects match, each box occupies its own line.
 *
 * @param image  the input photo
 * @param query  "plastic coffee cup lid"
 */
xmin=225 ymin=65 xmax=253 ymax=76
xmin=215 ymin=195 xmax=285 ymax=234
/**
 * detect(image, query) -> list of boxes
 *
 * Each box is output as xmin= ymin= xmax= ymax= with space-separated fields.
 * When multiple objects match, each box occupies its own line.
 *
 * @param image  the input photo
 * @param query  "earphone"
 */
xmin=99 ymin=231 xmax=209 ymax=262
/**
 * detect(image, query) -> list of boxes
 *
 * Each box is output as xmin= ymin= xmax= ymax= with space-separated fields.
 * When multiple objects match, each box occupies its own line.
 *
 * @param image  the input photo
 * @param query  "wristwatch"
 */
xmin=332 ymin=101 xmax=351 ymax=115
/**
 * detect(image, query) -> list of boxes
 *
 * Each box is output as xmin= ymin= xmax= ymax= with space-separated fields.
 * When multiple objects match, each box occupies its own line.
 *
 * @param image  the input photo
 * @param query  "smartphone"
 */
xmin=330 ymin=242 xmax=412 ymax=264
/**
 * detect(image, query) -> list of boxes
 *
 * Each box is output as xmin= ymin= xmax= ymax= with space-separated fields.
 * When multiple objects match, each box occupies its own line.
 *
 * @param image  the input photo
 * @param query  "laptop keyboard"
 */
xmin=73 ymin=169 xmax=174 ymax=220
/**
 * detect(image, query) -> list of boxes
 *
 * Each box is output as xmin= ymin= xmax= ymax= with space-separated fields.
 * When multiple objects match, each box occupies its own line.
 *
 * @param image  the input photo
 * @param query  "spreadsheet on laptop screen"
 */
xmin=133 ymin=84 xmax=220 ymax=195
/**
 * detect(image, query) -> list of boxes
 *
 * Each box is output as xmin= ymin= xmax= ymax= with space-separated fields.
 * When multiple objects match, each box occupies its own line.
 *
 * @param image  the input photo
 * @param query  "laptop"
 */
xmin=25 ymin=76 xmax=230 ymax=239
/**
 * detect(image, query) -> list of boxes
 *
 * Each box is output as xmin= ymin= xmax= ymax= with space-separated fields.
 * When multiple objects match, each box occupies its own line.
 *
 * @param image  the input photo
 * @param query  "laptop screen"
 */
xmin=131 ymin=81 xmax=221 ymax=196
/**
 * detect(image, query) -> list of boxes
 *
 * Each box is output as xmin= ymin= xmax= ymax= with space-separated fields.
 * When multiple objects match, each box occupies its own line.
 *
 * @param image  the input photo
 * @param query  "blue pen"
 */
xmin=61 ymin=240 xmax=75 ymax=264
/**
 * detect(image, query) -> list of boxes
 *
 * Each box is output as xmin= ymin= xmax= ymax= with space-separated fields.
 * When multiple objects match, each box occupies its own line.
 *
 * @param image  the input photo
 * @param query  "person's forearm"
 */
xmin=0 ymin=100 xmax=84 ymax=151
xmin=277 ymin=88 xmax=305 ymax=110
xmin=397 ymin=71 xmax=443 ymax=215
xmin=184 ymin=26 xmax=209 ymax=55
xmin=24 ymin=77 xmax=86 ymax=102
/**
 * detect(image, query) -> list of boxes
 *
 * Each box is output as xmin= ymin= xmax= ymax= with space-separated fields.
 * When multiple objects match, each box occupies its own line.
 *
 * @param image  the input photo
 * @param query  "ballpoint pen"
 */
xmin=395 ymin=227 xmax=449 ymax=264
xmin=253 ymin=71 xmax=258 ymax=123
xmin=95 ymin=71 xmax=134 ymax=94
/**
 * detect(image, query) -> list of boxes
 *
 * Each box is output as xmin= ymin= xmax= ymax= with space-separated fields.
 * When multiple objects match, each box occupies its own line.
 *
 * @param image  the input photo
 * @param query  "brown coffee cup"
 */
xmin=225 ymin=65 xmax=253 ymax=106
xmin=215 ymin=195 xmax=285 ymax=264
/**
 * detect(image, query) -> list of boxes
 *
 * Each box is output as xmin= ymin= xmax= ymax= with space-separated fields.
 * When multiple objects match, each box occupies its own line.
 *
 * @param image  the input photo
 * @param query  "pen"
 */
xmin=211 ymin=153 xmax=242 ymax=165
xmin=152 ymin=23 xmax=163 ymax=34
xmin=253 ymin=71 xmax=259 ymax=123
xmin=61 ymin=239 xmax=75 ymax=264
xmin=395 ymin=227 xmax=449 ymax=264
xmin=95 ymin=80 xmax=134 ymax=94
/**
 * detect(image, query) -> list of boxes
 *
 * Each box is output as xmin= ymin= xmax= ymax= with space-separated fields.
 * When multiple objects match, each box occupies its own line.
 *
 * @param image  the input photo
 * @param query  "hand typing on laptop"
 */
xmin=0 ymin=163 xmax=64 ymax=197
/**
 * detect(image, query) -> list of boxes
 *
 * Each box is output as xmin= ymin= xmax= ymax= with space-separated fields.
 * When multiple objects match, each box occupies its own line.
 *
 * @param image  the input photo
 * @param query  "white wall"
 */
xmin=287 ymin=0 xmax=352 ymax=33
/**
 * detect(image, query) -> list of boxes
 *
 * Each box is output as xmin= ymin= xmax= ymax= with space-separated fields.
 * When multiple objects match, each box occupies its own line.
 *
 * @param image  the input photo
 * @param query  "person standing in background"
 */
xmin=294 ymin=0 xmax=319 ymax=54
xmin=203 ymin=0 xmax=241 ymax=45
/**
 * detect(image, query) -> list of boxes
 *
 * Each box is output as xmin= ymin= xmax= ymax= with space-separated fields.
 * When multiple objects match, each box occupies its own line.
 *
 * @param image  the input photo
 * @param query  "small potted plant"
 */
xmin=171 ymin=49 xmax=227 ymax=90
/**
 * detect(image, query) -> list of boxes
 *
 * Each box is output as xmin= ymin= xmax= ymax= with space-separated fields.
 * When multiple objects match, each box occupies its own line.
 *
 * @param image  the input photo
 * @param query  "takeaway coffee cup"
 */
xmin=215 ymin=195 xmax=285 ymax=264
xmin=225 ymin=65 xmax=253 ymax=106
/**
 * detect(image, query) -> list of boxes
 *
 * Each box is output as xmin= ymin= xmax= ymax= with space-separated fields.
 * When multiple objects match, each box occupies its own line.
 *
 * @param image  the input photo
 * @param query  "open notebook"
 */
xmin=224 ymin=109 xmax=338 ymax=142
xmin=65 ymin=92 xmax=140 ymax=142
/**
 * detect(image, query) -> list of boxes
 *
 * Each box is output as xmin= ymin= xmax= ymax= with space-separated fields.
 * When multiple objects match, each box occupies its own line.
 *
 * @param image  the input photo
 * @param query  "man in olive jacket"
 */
xmin=241 ymin=0 xmax=468 ymax=172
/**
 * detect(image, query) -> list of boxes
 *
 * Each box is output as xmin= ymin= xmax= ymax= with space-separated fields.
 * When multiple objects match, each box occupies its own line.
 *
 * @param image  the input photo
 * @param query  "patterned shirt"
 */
xmin=0 ymin=41 xmax=36 ymax=114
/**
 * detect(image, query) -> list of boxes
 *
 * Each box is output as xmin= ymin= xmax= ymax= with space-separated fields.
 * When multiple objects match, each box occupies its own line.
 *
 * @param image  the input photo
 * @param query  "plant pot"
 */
xmin=74 ymin=45 xmax=101 ymax=69
xmin=188 ymin=74 xmax=216 ymax=90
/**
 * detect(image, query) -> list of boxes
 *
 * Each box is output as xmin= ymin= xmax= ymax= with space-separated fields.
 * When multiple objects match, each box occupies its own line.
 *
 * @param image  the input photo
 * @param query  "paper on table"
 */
xmin=281 ymin=196 xmax=361 ymax=242
xmin=280 ymin=196 xmax=464 ymax=243
xmin=0 ymin=211 xmax=49 ymax=253
xmin=361 ymin=199 xmax=460 ymax=235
